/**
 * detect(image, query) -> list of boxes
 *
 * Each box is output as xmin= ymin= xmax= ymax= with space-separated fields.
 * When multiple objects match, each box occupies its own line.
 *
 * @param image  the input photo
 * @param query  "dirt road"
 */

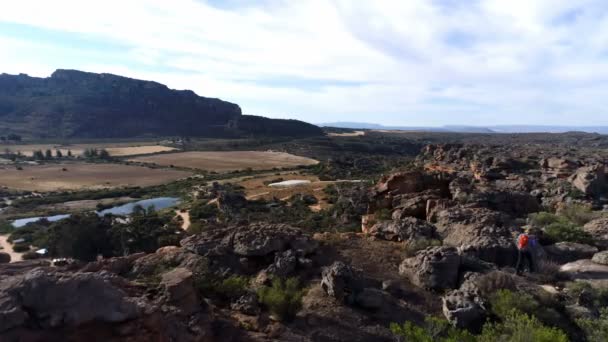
xmin=0 ymin=234 xmax=22 ymax=262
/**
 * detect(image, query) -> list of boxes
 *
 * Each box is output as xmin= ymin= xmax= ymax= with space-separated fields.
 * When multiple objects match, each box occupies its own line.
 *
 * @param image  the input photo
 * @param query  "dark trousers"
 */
xmin=516 ymin=249 xmax=534 ymax=274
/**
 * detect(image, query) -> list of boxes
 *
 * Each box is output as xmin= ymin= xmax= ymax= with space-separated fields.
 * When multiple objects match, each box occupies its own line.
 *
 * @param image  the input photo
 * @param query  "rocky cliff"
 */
xmin=0 ymin=70 xmax=323 ymax=139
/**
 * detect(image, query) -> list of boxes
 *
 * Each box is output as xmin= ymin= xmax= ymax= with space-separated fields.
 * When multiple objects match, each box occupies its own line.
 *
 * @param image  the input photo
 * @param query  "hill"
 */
xmin=0 ymin=70 xmax=323 ymax=139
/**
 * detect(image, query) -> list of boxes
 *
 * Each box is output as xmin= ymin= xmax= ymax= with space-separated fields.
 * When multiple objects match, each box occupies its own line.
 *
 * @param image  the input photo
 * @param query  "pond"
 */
xmin=11 ymin=197 xmax=180 ymax=228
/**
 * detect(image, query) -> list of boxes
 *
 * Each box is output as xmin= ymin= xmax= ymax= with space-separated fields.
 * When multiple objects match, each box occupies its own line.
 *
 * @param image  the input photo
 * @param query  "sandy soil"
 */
xmin=0 ymin=142 xmax=175 ymax=157
xmin=0 ymin=235 xmax=23 ymax=262
xmin=327 ymin=131 xmax=365 ymax=137
xmin=128 ymin=151 xmax=318 ymax=172
xmin=0 ymin=163 xmax=192 ymax=192
xmin=176 ymin=210 xmax=191 ymax=230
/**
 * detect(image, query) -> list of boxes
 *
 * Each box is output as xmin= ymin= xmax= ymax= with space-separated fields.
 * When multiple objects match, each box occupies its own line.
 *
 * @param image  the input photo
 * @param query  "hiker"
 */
xmin=516 ymin=227 xmax=535 ymax=275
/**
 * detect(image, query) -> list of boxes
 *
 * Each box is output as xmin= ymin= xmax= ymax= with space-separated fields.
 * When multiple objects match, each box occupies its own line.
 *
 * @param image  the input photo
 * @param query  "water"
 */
xmin=11 ymin=197 xmax=180 ymax=228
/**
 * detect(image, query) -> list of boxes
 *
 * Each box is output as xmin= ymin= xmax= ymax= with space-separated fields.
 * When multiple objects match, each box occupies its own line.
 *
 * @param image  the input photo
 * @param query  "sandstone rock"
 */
xmin=80 ymin=252 xmax=145 ymax=275
xmin=442 ymin=288 xmax=486 ymax=331
xmin=266 ymin=250 xmax=297 ymax=277
xmin=0 ymin=269 xmax=141 ymax=332
xmin=231 ymin=293 xmax=260 ymax=316
xmin=130 ymin=247 xmax=206 ymax=278
xmin=399 ymin=246 xmax=460 ymax=290
xmin=391 ymin=190 xmax=442 ymax=219
xmin=161 ymin=267 xmax=199 ymax=314
xmin=0 ymin=252 xmax=10 ymax=264
xmin=560 ymin=259 xmax=608 ymax=288
xmin=366 ymin=217 xmax=437 ymax=242
xmin=570 ymin=165 xmax=607 ymax=197
xmin=592 ymin=251 xmax=608 ymax=265
xmin=545 ymin=242 xmax=598 ymax=264
xmin=584 ymin=217 xmax=608 ymax=249
xmin=321 ymin=262 xmax=364 ymax=304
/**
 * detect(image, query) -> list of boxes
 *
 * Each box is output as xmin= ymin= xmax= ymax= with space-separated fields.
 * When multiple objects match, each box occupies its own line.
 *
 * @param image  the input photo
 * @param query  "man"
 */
xmin=516 ymin=227 xmax=535 ymax=275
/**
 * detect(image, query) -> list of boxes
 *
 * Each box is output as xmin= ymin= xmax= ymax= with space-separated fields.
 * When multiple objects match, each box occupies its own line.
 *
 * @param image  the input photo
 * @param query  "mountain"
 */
xmin=0 ymin=70 xmax=323 ymax=139
xmin=320 ymin=122 xmax=608 ymax=134
xmin=319 ymin=122 xmax=495 ymax=133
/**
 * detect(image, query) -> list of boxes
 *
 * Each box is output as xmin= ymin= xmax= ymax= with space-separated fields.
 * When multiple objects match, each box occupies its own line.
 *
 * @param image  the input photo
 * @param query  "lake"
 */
xmin=11 ymin=197 xmax=180 ymax=228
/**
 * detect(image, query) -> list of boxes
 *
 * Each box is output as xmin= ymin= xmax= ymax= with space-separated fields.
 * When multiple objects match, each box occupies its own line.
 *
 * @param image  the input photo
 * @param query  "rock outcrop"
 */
xmin=399 ymin=246 xmax=461 ymax=290
xmin=569 ymin=165 xmax=607 ymax=197
xmin=366 ymin=217 xmax=438 ymax=242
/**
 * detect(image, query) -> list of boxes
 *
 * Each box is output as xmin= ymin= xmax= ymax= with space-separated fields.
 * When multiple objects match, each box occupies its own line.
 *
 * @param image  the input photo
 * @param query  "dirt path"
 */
xmin=176 ymin=210 xmax=191 ymax=230
xmin=0 ymin=234 xmax=23 ymax=262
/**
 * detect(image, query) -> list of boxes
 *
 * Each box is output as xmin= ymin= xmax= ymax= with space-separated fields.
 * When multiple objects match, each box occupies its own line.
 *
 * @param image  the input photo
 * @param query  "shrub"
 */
xmin=257 ymin=277 xmax=305 ymax=321
xmin=566 ymin=281 xmax=608 ymax=308
xmin=545 ymin=221 xmax=592 ymax=244
xmin=560 ymin=204 xmax=598 ymax=226
xmin=489 ymin=289 xmax=539 ymax=320
xmin=529 ymin=212 xmax=565 ymax=227
xmin=0 ymin=220 xmax=13 ymax=234
xmin=375 ymin=208 xmax=392 ymax=221
xmin=577 ymin=308 xmax=608 ymax=342
xmin=390 ymin=317 xmax=475 ymax=342
xmin=12 ymin=243 xmax=30 ymax=252
xmin=475 ymin=272 xmax=517 ymax=298
xmin=193 ymin=273 xmax=250 ymax=301
xmin=404 ymin=238 xmax=442 ymax=257
xmin=21 ymin=251 xmax=40 ymax=260
xmin=479 ymin=312 xmax=568 ymax=342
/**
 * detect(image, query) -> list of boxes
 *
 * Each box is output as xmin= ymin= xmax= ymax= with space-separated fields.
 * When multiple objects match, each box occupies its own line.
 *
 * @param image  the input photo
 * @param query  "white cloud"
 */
xmin=1 ymin=0 xmax=608 ymax=125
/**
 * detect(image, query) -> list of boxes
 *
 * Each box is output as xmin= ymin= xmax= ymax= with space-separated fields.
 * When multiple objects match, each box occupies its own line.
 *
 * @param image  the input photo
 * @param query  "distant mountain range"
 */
xmin=320 ymin=122 xmax=608 ymax=134
xmin=0 ymin=70 xmax=323 ymax=139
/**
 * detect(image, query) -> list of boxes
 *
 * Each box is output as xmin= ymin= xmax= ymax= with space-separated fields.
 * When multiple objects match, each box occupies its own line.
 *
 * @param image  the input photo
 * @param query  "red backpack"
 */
xmin=517 ymin=234 xmax=529 ymax=250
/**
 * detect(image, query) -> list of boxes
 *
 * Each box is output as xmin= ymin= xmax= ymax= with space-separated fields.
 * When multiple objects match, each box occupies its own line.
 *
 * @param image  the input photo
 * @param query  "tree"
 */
xmin=67 ymin=149 xmax=73 ymax=157
xmin=32 ymin=150 xmax=45 ymax=160
xmin=99 ymin=149 xmax=111 ymax=159
xmin=47 ymin=214 xmax=114 ymax=261
xmin=55 ymin=150 xmax=63 ymax=158
xmin=45 ymin=149 xmax=53 ymax=159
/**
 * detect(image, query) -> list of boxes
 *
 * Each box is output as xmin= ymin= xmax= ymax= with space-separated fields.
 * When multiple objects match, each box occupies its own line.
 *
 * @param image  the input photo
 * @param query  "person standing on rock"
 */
xmin=516 ymin=227 xmax=535 ymax=275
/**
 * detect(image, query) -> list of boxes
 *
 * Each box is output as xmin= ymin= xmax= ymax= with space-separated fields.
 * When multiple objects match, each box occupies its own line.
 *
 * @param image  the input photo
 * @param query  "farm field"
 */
xmin=0 ymin=163 xmax=192 ymax=191
xmin=128 ymin=151 xmax=319 ymax=172
xmin=0 ymin=142 xmax=176 ymax=157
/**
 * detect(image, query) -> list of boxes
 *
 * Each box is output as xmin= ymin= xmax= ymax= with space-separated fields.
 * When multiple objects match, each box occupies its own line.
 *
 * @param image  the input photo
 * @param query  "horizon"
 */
xmin=2 ymin=1 xmax=608 ymax=127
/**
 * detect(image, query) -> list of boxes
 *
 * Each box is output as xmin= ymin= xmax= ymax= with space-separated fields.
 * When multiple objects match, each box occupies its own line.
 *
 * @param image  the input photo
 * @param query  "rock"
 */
xmin=231 ymin=293 xmax=260 ymax=315
xmin=321 ymin=262 xmax=364 ymax=304
xmin=560 ymin=259 xmax=608 ymax=288
xmin=391 ymin=190 xmax=442 ymax=219
xmin=434 ymin=207 xmax=516 ymax=266
xmin=366 ymin=217 xmax=437 ymax=242
xmin=442 ymin=288 xmax=487 ymax=331
xmin=160 ymin=267 xmax=199 ymax=314
xmin=80 ymin=252 xmax=145 ymax=275
xmin=584 ymin=217 xmax=608 ymax=249
xmin=545 ymin=242 xmax=598 ymax=264
xmin=570 ymin=165 xmax=607 ymax=197
xmin=355 ymin=288 xmax=388 ymax=311
xmin=592 ymin=251 xmax=608 ymax=265
xmin=266 ymin=250 xmax=297 ymax=277
xmin=399 ymin=246 xmax=461 ymax=290
xmin=0 ymin=269 xmax=141 ymax=332
xmin=0 ymin=252 xmax=10 ymax=264
xmin=130 ymin=247 xmax=206 ymax=278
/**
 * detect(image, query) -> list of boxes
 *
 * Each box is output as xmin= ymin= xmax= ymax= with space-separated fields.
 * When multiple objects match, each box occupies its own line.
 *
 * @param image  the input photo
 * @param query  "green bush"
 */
xmin=545 ymin=221 xmax=592 ymax=244
xmin=529 ymin=212 xmax=565 ymax=227
xmin=257 ymin=277 xmax=305 ymax=321
xmin=404 ymin=238 xmax=442 ymax=257
xmin=479 ymin=312 xmax=568 ymax=342
xmin=577 ymin=308 xmax=608 ymax=342
xmin=21 ymin=251 xmax=40 ymax=260
xmin=560 ymin=204 xmax=598 ymax=226
xmin=375 ymin=208 xmax=392 ymax=221
xmin=390 ymin=317 xmax=475 ymax=342
xmin=0 ymin=220 xmax=13 ymax=234
xmin=566 ymin=282 xmax=608 ymax=308
xmin=193 ymin=273 xmax=250 ymax=300
xmin=12 ymin=243 xmax=30 ymax=252
xmin=489 ymin=289 xmax=540 ymax=320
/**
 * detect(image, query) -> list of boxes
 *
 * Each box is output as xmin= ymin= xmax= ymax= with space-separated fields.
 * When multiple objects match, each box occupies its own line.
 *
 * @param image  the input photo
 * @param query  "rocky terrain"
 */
xmin=0 ymin=70 xmax=323 ymax=139
xmin=1 ymin=138 xmax=608 ymax=341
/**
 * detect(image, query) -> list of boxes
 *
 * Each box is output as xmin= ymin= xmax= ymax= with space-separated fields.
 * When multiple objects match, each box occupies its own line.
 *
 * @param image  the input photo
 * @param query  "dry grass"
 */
xmin=0 ymin=163 xmax=192 ymax=191
xmin=0 ymin=142 xmax=176 ymax=157
xmin=128 ymin=151 xmax=318 ymax=172
xmin=327 ymin=131 xmax=366 ymax=137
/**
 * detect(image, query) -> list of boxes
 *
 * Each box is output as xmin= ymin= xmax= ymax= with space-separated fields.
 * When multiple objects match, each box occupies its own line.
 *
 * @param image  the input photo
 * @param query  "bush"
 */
xmin=577 ymin=308 xmax=608 ymax=342
xmin=0 ymin=220 xmax=13 ymax=234
xmin=545 ymin=221 xmax=592 ymax=244
xmin=489 ymin=289 xmax=540 ymax=320
xmin=193 ymin=273 xmax=250 ymax=301
xmin=12 ymin=243 xmax=30 ymax=252
xmin=404 ymin=238 xmax=442 ymax=257
xmin=559 ymin=204 xmax=598 ymax=226
xmin=21 ymin=251 xmax=40 ymax=260
xmin=390 ymin=317 xmax=475 ymax=342
xmin=375 ymin=208 xmax=392 ymax=221
xmin=257 ymin=277 xmax=305 ymax=321
xmin=480 ymin=312 xmax=568 ymax=342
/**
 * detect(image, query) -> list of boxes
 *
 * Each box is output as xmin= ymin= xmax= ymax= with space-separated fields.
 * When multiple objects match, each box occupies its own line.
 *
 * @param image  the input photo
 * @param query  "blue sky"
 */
xmin=1 ymin=0 xmax=608 ymax=126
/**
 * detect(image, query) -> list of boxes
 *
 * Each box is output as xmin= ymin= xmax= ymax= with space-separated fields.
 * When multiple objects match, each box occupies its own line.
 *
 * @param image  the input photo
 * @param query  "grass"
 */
xmin=257 ymin=277 xmax=306 ymax=321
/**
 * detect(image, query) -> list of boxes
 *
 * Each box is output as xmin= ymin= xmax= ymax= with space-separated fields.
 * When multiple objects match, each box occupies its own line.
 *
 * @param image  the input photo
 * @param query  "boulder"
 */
xmin=442 ymin=288 xmax=487 ymax=331
xmin=266 ymin=249 xmax=297 ymax=277
xmin=399 ymin=246 xmax=461 ymax=290
xmin=569 ymin=165 xmax=607 ymax=197
xmin=583 ymin=217 xmax=608 ymax=249
xmin=231 ymin=293 xmax=260 ymax=315
xmin=366 ymin=217 xmax=437 ymax=242
xmin=560 ymin=259 xmax=608 ymax=288
xmin=160 ymin=267 xmax=199 ymax=314
xmin=545 ymin=242 xmax=598 ymax=264
xmin=0 ymin=252 xmax=10 ymax=264
xmin=321 ymin=262 xmax=364 ymax=304
xmin=0 ymin=269 xmax=141 ymax=332
xmin=391 ymin=190 xmax=442 ymax=219
xmin=592 ymin=251 xmax=608 ymax=265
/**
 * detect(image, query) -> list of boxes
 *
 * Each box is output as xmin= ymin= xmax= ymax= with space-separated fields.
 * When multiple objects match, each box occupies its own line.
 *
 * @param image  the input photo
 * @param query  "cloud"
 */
xmin=1 ymin=0 xmax=608 ymax=125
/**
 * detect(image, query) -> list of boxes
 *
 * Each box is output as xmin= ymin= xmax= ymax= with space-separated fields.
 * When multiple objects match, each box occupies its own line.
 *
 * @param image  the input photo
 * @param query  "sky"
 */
xmin=1 ymin=0 xmax=608 ymax=126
